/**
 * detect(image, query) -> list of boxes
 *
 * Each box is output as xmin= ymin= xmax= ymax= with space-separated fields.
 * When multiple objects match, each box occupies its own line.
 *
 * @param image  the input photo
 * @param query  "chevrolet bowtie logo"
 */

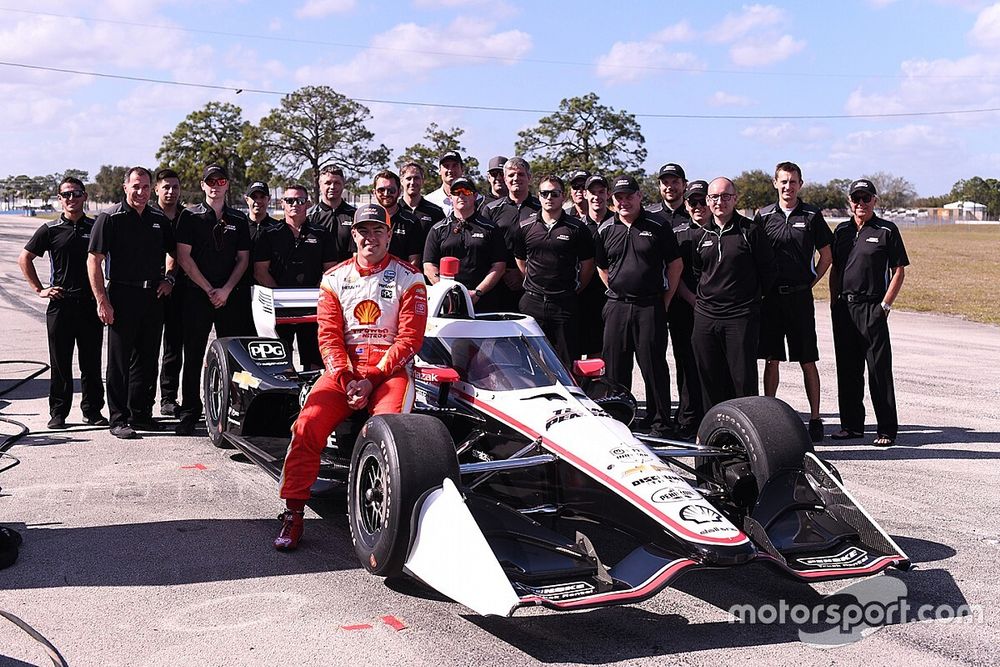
xmin=232 ymin=371 xmax=261 ymax=390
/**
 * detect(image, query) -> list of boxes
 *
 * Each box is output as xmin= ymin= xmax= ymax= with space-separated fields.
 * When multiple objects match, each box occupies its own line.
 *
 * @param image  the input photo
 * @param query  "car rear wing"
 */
xmin=251 ymin=286 xmax=320 ymax=338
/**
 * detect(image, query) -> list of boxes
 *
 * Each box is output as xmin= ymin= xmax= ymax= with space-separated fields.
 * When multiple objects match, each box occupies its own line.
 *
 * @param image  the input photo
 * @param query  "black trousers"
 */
xmin=831 ymin=300 xmax=898 ymax=437
xmin=158 ymin=280 xmax=186 ymax=407
xmin=668 ymin=300 xmax=703 ymax=430
xmin=106 ymin=285 xmax=164 ymax=428
xmin=602 ymin=298 xmax=672 ymax=432
xmin=578 ymin=281 xmax=606 ymax=359
xmin=519 ymin=292 xmax=579 ymax=370
xmin=46 ymin=296 xmax=104 ymax=420
xmin=178 ymin=287 xmax=248 ymax=424
xmin=276 ymin=322 xmax=321 ymax=370
xmin=691 ymin=310 xmax=760 ymax=412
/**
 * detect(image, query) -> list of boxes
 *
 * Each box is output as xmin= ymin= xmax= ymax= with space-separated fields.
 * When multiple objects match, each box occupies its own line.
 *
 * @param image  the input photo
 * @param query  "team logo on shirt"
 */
xmin=354 ymin=299 xmax=382 ymax=325
xmin=557 ymin=234 xmax=570 ymax=240
xmin=639 ymin=231 xmax=654 ymax=237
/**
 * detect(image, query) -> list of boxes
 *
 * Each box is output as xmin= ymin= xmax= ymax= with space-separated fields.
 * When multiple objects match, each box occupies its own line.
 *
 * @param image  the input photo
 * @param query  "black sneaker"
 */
xmin=110 ymin=424 xmax=140 ymax=440
xmin=131 ymin=418 xmax=162 ymax=432
xmin=47 ymin=415 xmax=67 ymax=429
xmin=161 ymin=401 xmax=179 ymax=417
xmin=175 ymin=420 xmax=196 ymax=436
xmin=84 ymin=414 xmax=110 ymax=426
xmin=808 ymin=418 xmax=824 ymax=443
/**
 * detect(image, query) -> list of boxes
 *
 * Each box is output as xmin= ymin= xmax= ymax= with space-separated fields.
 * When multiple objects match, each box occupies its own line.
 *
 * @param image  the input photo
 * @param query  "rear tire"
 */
xmin=203 ymin=341 xmax=233 ymax=449
xmin=348 ymin=414 xmax=459 ymax=577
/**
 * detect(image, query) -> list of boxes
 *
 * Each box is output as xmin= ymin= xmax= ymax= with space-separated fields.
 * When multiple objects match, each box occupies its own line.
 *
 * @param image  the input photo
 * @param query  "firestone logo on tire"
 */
xmin=354 ymin=299 xmax=382 ymax=325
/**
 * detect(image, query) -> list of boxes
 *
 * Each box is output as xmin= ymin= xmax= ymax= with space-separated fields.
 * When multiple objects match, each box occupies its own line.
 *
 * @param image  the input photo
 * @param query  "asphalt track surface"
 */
xmin=0 ymin=215 xmax=997 ymax=666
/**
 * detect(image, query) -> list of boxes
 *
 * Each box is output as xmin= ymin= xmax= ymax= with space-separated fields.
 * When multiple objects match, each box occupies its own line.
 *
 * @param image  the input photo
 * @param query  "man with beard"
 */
xmin=355 ymin=170 xmax=422 ymax=265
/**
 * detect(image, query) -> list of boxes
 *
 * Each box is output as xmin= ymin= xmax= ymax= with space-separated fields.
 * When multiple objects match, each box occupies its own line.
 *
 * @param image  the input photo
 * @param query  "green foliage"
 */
xmin=861 ymin=171 xmax=916 ymax=211
xmin=155 ymin=101 xmax=250 ymax=202
xmin=93 ymin=165 xmax=128 ymax=203
xmin=950 ymin=176 xmax=1000 ymax=217
xmin=258 ymin=85 xmax=390 ymax=202
xmin=514 ymin=93 xmax=646 ymax=181
xmin=395 ymin=123 xmax=482 ymax=192
xmin=800 ymin=181 xmax=848 ymax=210
xmin=912 ymin=195 xmax=949 ymax=208
xmin=238 ymin=124 xmax=276 ymax=188
xmin=733 ymin=169 xmax=775 ymax=212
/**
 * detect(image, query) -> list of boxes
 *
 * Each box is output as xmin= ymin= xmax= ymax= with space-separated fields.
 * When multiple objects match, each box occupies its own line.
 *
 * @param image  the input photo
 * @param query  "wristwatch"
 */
xmin=163 ymin=274 xmax=176 ymax=286
xmin=880 ymin=301 xmax=891 ymax=313
xmin=474 ymin=288 xmax=484 ymax=297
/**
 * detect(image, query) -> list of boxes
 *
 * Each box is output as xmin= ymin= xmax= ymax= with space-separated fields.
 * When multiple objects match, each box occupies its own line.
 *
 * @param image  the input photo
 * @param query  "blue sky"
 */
xmin=2 ymin=0 xmax=998 ymax=196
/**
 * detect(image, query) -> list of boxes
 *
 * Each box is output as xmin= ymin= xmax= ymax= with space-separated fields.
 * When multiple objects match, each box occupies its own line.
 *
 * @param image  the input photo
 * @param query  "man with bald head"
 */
xmin=690 ymin=177 xmax=776 ymax=410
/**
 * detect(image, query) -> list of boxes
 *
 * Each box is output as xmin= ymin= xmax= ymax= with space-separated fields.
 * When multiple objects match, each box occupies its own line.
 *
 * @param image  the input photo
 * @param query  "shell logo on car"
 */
xmin=354 ymin=299 xmax=382 ymax=325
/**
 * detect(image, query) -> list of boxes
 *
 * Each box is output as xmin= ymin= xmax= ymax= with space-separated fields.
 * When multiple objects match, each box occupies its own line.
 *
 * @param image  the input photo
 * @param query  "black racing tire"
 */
xmin=580 ymin=377 xmax=637 ymax=426
xmin=203 ymin=340 xmax=233 ymax=449
xmin=697 ymin=397 xmax=813 ymax=494
xmin=348 ymin=414 xmax=460 ymax=577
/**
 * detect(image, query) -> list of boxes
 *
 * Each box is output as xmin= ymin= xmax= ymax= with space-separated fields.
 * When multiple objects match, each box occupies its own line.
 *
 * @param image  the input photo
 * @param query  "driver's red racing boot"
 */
xmin=274 ymin=510 xmax=304 ymax=550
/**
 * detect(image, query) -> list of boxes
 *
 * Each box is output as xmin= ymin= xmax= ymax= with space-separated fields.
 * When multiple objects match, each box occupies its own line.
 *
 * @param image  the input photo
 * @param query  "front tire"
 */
xmin=203 ymin=340 xmax=233 ymax=449
xmin=348 ymin=414 xmax=459 ymax=577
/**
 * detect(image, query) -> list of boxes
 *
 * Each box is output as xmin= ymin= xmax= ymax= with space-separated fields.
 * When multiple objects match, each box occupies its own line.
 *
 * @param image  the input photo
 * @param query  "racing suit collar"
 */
xmin=354 ymin=252 xmax=392 ymax=277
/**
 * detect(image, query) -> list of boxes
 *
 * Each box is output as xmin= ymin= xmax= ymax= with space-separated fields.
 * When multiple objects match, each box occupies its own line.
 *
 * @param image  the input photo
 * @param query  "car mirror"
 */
xmin=414 ymin=364 xmax=460 ymax=407
xmin=572 ymin=359 xmax=605 ymax=378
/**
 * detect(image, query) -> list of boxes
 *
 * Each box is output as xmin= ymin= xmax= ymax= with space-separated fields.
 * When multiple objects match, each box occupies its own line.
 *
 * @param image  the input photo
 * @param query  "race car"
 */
xmin=202 ymin=259 xmax=910 ymax=617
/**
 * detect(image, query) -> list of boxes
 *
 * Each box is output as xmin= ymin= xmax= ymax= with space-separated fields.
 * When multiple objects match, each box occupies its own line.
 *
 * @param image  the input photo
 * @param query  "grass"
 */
xmin=814 ymin=224 xmax=1000 ymax=326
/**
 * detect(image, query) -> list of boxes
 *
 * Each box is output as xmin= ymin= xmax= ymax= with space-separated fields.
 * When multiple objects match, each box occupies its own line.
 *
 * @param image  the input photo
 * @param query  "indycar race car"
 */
xmin=203 ymin=259 xmax=910 ymax=617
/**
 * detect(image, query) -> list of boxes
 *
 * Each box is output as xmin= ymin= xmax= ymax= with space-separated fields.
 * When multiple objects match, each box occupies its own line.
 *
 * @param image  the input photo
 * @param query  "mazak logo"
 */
xmin=247 ymin=340 xmax=286 ymax=362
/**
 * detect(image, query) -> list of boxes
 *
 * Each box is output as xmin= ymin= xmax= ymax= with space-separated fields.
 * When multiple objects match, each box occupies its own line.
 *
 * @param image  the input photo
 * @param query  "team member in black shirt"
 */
xmin=829 ymin=179 xmax=909 ymax=447
xmin=691 ymin=177 xmax=777 ymax=411
xmin=483 ymin=155 xmax=509 ymax=206
xmin=577 ymin=175 xmax=613 ymax=359
xmin=174 ymin=165 xmax=252 ymax=435
xmin=564 ymin=170 xmax=590 ymax=218
xmin=647 ymin=163 xmax=691 ymax=228
xmin=669 ymin=180 xmax=710 ymax=438
xmin=511 ymin=175 xmax=595 ymax=367
xmin=150 ymin=168 xmax=184 ymax=417
xmin=353 ymin=170 xmax=423 ymax=265
xmin=307 ymin=165 xmax=356 ymax=261
xmin=399 ymin=162 xmax=445 ymax=245
xmin=595 ymin=175 xmax=682 ymax=437
xmin=423 ymin=177 xmax=506 ymax=311
xmin=88 ymin=167 xmax=176 ymax=439
xmin=484 ymin=157 xmax=541 ymax=311
xmin=254 ymin=183 xmax=337 ymax=369
xmin=755 ymin=162 xmax=833 ymax=442
xmin=19 ymin=177 xmax=106 ymax=429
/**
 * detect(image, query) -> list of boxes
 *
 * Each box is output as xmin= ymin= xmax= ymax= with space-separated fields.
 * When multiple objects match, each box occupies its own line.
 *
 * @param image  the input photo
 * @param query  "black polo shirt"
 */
xmin=484 ymin=195 xmax=542 ymax=260
xmin=595 ymin=210 xmax=680 ymax=300
xmin=308 ymin=199 xmax=356 ymax=262
xmin=175 ymin=203 xmax=251 ymax=288
xmin=89 ymin=202 xmax=174 ymax=283
xmin=691 ymin=213 xmax=777 ymax=319
xmin=348 ymin=208 xmax=424 ymax=262
xmin=423 ymin=213 xmax=506 ymax=289
xmin=249 ymin=214 xmax=280 ymax=242
xmin=399 ymin=197 xmax=445 ymax=239
xmin=25 ymin=214 xmax=96 ymax=297
xmin=832 ymin=215 xmax=909 ymax=300
xmin=647 ymin=201 xmax=691 ymax=229
xmin=511 ymin=211 xmax=595 ymax=295
xmin=755 ymin=201 xmax=833 ymax=286
xmin=672 ymin=220 xmax=704 ymax=294
xmin=253 ymin=220 xmax=336 ymax=287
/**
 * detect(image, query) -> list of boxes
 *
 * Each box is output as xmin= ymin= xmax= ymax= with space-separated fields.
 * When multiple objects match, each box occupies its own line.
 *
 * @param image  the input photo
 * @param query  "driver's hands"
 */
xmin=346 ymin=378 xmax=373 ymax=410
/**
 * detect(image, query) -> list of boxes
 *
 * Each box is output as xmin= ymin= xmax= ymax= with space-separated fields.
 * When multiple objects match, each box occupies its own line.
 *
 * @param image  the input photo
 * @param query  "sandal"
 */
xmin=873 ymin=434 xmax=895 ymax=447
xmin=831 ymin=429 xmax=863 ymax=440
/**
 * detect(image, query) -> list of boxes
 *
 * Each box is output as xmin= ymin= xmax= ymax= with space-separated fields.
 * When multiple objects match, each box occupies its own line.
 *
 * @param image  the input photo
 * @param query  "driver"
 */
xmin=274 ymin=203 xmax=428 ymax=550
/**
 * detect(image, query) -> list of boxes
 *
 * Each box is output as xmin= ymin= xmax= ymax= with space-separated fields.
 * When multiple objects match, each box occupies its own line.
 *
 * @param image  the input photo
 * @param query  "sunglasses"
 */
xmin=850 ymin=193 xmax=874 ymax=204
xmin=687 ymin=198 xmax=707 ymax=208
xmin=282 ymin=196 xmax=307 ymax=206
xmin=538 ymin=189 xmax=563 ymax=199
xmin=451 ymin=187 xmax=474 ymax=197
xmin=58 ymin=190 xmax=85 ymax=200
xmin=205 ymin=178 xmax=228 ymax=187
xmin=375 ymin=187 xmax=398 ymax=195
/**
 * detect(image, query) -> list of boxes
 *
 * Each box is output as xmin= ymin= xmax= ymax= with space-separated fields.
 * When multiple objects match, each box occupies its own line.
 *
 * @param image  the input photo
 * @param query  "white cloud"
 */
xmin=828 ymin=125 xmax=961 ymax=168
xmin=730 ymin=34 xmax=806 ymax=67
xmin=294 ymin=0 xmax=356 ymax=19
xmin=970 ymin=2 xmax=1000 ymax=48
xmin=653 ymin=21 xmax=698 ymax=43
xmin=708 ymin=4 xmax=785 ymax=43
xmin=741 ymin=122 xmax=830 ymax=144
xmin=709 ymin=91 xmax=753 ymax=107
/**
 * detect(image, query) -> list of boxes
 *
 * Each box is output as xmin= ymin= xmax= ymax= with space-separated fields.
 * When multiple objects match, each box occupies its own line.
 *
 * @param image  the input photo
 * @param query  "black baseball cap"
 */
xmin=487 ymin=155 xmax=507 ymax=172
xmin=610 ymin=175 xmax=640 ymax=195
xmin=849 ymin=179 xmax=878 ymax=196
xmin=245 ymin=181 xmax=269 ymax=197
xmin=568 ymin=170 xmax=590 ymax=186
xmin=439 ymin=151 xmax=463 ymax=165
xmin=658 ymin=163 xmax=686 ymax=180
xmin=585 ymin=175 xmax=609 ymax=190
xmin=353 ymin=203 xmax=391 ymax=228
xmin=203 ymin=164 xmax=228 ymax=181
xmin=450 ymin=176 xmax=478 ymax=194
xmin=684 ymin=180 xmax=708 ymax=200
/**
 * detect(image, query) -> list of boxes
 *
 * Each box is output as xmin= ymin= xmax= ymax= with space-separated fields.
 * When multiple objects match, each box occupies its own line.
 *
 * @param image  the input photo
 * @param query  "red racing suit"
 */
xmin=279 ymin=253 xmax=428 ymax=500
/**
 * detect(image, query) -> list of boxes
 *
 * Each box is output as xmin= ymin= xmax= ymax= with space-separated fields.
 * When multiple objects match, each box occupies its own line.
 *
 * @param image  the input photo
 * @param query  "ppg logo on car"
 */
xmin=248 ymin=340 xmax=287 ymax=363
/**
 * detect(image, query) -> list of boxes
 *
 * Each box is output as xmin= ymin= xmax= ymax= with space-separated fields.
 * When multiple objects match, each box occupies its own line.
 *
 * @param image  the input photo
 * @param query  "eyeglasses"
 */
xmin=282 ymin=196 xmax=307 ymax=206
xmin=451 ymin=187 xmax=474 ymax=197
xmin=538 ymin=189 xmax=563 ymax=199
xmin=375 ymin=187 xmax=398 ymax=195
xmin=687 ymin=198 xmax=707 ymax=208
xmin=850 ymin=193 xmax=874 ymax=204
xmin=205 ymin=178 xmax=228 ymax=187
xmin=706 ymin=193 xmax=735 ymax=202
xmin=58 ymin=190 xmax=85 ymax=200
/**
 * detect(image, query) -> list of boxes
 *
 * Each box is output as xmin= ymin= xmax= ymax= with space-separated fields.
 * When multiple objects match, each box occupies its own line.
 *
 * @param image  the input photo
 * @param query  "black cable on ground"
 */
xmin=0 ymin=360 xmax=48 ymax=453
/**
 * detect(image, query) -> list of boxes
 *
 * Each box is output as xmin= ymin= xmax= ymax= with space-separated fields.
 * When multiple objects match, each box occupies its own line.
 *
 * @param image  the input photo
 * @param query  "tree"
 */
xmin=514 ymin=93 xmax=646 ymax=180
xmin=733 ymin=169 xmax=774 ymax=213
xmin=258 ymin=85 xmax=389 ymax=202
xmin=800 ymin=180 xmax=849 ymax=210
xmin=238 ymin=124 xmax=276 ymax=188
xmin=93 ymin=165 xmax=128 ymax=203
xmin=862 ymin=171 xmax=916 ymax=211
xmin=63 ymin=169 xmax=89 ymax=184
xmin=912 ymin=195 xmax=949 ymax=208
xmin=156 ymin=102 xmax=250 ymax=201
xmin=950 ymin=176 xmax=1000 ymax=218
xmin=395 ymin=123 xmax=482 ymax=192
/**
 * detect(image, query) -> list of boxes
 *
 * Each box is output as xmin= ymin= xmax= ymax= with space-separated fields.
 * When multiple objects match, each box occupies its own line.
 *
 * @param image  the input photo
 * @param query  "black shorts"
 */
xmin=757 ymin=287 xmax=819 ymax=363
